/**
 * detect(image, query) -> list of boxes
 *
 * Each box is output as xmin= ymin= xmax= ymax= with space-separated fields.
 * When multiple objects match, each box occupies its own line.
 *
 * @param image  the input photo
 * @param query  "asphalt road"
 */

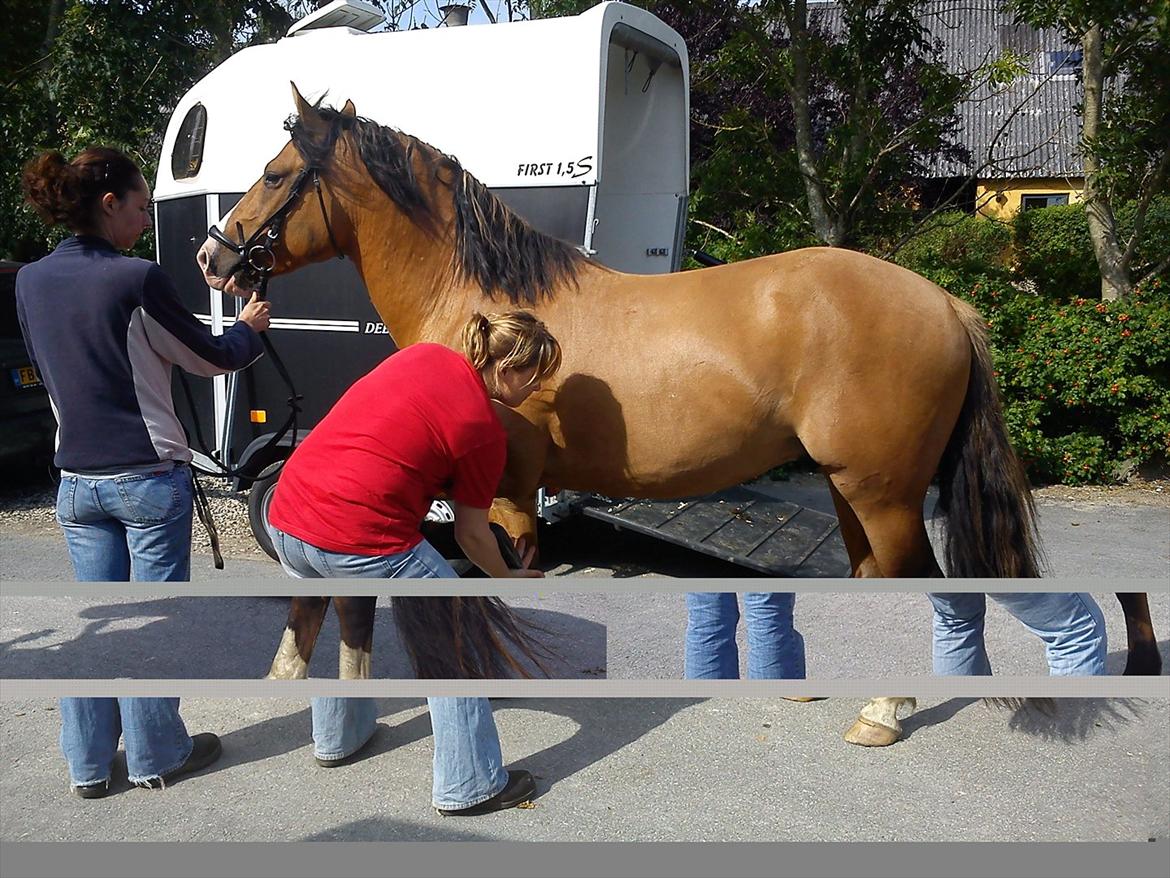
xmin=1 ymin=696 xmax=1165 ymax=842
xmin=0 ymin=592 xmax=606 ymax=679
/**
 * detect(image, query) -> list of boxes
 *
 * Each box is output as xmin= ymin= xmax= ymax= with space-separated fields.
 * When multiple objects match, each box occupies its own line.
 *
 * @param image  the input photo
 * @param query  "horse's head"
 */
xmin=198 ymin=83 xmax=357 ymax=295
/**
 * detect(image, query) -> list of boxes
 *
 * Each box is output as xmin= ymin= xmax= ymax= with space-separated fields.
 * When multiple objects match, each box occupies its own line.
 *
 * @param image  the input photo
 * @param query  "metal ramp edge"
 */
xmin=577 ymin=485 xmax=851 ymax=577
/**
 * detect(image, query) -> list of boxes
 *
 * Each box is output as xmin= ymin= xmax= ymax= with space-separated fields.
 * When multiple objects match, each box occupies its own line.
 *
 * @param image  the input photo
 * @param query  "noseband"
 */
xmin=207 ymin=124 xmax=345 ymax=296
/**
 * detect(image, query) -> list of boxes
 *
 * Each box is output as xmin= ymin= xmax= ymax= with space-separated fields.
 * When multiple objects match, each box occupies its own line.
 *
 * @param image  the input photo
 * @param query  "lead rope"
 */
xmin=191 ymin=134 xmax=345 ymax=568
xmin=190 ymin=468 xmax=224 ymax=569
xmin=179 ymin=273 xmax=304 ymax=571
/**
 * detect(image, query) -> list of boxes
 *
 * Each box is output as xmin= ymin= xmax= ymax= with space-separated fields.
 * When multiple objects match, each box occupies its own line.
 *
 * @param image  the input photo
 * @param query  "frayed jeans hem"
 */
xmin=128 ymin=738 xmax=194 ymax=788
xmin=431 ymin=774 xmax=509 ymax=811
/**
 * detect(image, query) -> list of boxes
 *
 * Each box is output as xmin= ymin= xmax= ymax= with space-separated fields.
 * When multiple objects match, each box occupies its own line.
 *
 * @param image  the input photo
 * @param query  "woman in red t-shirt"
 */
xmin=269 ymin=308 xmax=559 ymax=577
xmin=268 ymin=309 xmax=561 ymax=815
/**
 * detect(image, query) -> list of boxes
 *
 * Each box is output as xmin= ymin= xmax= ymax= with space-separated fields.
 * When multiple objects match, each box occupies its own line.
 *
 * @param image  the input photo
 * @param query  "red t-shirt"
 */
xmin=268 ymin=343 xmax=507 ymax=555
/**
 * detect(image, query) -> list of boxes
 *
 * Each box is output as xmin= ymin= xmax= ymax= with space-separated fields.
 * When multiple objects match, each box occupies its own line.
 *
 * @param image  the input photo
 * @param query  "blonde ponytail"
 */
xmin=460 ymin=309 xmax=562 ymax=380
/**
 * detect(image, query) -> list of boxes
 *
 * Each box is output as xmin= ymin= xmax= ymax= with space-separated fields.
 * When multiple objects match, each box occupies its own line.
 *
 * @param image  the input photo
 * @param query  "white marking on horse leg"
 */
xmin=861 ymin=697 xmax=914 ymax=728
xmin=338 ymin=642 xmax=372 ymax=680
xmin=266 ymin=627 xmax=309 ymax=680
xmin=843 ymin=697 xmax=916 ymax=747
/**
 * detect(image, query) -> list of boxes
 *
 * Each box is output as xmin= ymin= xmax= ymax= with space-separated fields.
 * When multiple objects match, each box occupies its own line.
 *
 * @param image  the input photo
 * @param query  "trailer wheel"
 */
xmin=247 ymin=463 xmax=284 ymax=562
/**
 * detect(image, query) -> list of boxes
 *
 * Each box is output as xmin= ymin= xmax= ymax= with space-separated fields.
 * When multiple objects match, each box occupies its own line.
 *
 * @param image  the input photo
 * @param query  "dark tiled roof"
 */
xmin=808 ymin=0 xmax=1084 ymax=178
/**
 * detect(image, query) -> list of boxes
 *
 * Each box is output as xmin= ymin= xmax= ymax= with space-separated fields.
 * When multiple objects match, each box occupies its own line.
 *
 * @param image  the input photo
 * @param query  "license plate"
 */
xmin=11 ymin=366 xmax=42 ymax=389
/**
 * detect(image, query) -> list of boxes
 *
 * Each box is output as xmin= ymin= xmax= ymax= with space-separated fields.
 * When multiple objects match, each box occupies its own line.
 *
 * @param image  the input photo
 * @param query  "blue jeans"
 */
xmin=55 ymin=465 xmax=195 ymax=790
xmin=271 ymin=526 xmax=508 ymax=808
xmin=310 ymin=697 xmax=508 ymax=809
xmin=685 ymin=592 xmax=806 ymax=679
xmin=270 ymin=526 xmax=454 ymax=579
xmin=58 ymin=698 xmax=194 ymax=789
xmin=928 ymin=592 xmax=1107 ymax=675
xmin=56 ymin=464 xmax=194 ymax=581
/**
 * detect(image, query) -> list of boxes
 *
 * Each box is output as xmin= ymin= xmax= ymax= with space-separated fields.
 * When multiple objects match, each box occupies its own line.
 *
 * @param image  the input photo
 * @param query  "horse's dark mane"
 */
xmin=289 ymin=106 xmax=586 ymax=305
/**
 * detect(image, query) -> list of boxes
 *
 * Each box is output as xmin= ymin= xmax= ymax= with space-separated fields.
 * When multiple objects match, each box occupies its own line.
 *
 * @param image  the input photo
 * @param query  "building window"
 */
xmin=1048 ymin=49 xmax=1082 ymax=74
xmin=171 ymin=103 xmax=207 ymax=180
xmin=1022 ymin=193 xmax=1071 ymax=210
xmin=998 ymin=23 xmax=1039 ymax=54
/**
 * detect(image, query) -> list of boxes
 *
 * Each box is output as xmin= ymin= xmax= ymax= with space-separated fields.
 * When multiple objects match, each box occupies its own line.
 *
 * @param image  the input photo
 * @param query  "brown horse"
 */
xmin=197 ymin=88 xmax=1161 ymax=739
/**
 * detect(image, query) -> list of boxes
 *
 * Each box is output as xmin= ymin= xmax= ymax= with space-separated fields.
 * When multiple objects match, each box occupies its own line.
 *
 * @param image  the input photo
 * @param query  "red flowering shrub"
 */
xmin=916 ymin=271 xmax=1169 ymax=485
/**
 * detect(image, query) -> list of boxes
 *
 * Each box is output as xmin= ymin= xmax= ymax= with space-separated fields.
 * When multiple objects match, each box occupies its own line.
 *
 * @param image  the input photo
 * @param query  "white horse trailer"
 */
xmin=155 ymin=1 xmax=849 ymax=575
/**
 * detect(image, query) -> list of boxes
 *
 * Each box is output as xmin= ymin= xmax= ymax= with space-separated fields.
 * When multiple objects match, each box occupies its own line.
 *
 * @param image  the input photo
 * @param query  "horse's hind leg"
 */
xmin=844 ymin=697 xmax=917 ymax=747
xmin=843 ymin=495 xmax=942 ymax=579
xmin=335 ymin=597 xmax=376 ymax=679
xmin=825 ymin=477 xmax=882 ymax=577
xmin=1117 ymin=593 xmax=1162 ymax=675
xmin=268 ymin=597 xmax=331 ymax=679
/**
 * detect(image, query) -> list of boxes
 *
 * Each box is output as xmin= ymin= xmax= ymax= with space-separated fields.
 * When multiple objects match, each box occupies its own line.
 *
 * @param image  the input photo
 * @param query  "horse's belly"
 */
xmin=546 ymin=411 xmax=803 ymax=499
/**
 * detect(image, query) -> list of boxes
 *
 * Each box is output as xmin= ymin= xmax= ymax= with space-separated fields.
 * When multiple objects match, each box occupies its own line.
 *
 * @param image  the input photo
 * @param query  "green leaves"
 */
xmin=939 ymin=266 xmax=1170 ymax=484
xmin=0 ymin=1 xmax=293 ymax=261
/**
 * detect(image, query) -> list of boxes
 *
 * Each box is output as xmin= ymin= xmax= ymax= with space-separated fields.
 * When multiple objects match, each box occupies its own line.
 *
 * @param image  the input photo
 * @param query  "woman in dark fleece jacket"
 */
xmin=17 ymin=145 xmax=270 ymax=798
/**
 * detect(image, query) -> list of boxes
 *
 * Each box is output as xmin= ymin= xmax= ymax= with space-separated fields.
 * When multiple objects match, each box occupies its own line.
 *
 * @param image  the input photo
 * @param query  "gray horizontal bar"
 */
xmin=1 ymin=577 xmax=1167 ymax=597
xmin=2 ymin=840 xmax=1168 ymax=878
xmin=2 ymin=677 xmax=1166 ymax=699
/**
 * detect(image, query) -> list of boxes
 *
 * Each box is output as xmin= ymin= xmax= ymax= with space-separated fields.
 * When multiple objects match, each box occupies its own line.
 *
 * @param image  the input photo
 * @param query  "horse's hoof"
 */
xmin=843 ymin=716 xmax=901 ymax=747
xmin=783 ymin=697 xmax=825 ymax=702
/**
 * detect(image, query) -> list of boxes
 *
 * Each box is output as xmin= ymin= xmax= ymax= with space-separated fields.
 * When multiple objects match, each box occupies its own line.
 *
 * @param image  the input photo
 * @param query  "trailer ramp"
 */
xmin=578 ymin=485 xmax=851 ymax=577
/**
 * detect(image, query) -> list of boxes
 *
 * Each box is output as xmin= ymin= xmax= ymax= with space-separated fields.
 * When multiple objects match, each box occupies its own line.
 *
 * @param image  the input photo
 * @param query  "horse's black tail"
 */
xmin=982 ymin=697 xmax=1056 ymax=714
xmin=936 ymin=297 xmax=1045 ymax=578
xmin=390 ymin=596 xmax=553 ymax=679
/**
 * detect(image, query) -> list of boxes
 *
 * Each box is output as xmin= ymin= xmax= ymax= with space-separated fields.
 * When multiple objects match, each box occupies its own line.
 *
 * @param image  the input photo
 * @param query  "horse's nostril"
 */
xmin=198 ymin=247 xmax=215 ymax=275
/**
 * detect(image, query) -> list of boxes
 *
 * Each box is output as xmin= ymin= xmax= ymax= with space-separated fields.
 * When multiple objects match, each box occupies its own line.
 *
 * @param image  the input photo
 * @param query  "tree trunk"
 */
xmin=781 ymin=0 xmax=841 ymax=246
xmin=38 ymin=0 xmax=66 ymax=70
xmin=1080 ymin=22 xmax=1131 ymax=300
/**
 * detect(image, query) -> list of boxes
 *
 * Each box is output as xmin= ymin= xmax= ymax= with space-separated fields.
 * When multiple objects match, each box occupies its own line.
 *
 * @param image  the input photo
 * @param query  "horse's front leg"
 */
xmin=267 ymin=597 xmax=331 ymax=679
xmin=844 ymin=697 xmax=917 ymax=747
xmin=334 ymin=597 xmax=376 ymax=679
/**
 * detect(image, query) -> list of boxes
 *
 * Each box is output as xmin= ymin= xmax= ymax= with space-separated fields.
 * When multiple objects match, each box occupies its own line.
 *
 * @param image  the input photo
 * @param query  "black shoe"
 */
xmin=436 ymin=769 xmax=537 ymax=817
xmin=142 ymin=733 xmax=222 ymax=789
xmin=315 ymin=729 xmax=378 ymax=768
xmin=73 ymin=780 xmax=111 ymax=800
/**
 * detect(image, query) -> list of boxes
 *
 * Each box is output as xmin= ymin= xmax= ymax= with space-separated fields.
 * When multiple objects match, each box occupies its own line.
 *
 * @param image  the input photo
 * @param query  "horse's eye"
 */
xmin=263 ymin=173 xmax=283 ymax=188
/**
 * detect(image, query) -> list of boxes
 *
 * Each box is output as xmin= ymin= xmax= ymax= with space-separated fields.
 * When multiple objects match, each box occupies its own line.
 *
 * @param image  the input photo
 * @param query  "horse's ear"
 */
xmin=290 ymin=81 xmax=330 ymax=138
xmin=291 ymin=82 xmax=315 ymax=119
xmin=341 ymin=99 xmax=357 ymax=118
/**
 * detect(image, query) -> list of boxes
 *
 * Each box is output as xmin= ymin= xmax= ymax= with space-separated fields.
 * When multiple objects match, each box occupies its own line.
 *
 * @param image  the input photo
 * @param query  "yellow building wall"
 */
xmin=976 ymin=178 xmax=1084 ymax=219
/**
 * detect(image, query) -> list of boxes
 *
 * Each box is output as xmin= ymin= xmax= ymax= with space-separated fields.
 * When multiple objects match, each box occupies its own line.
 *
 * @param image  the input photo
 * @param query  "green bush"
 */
xmin=1012 ymin=203 xmax=1097 ymax=299
xmin=1013 ymin=196 xmax=1170 ymax=300
xmin=891 ymin=211 xmax=1014 ymax=277
xmin=954 ymin=274 xmax=1170 ymax=485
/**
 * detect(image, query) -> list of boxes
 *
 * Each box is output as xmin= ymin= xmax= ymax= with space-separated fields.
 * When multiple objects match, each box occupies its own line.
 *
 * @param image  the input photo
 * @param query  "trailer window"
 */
xmin=171 ymin=103 xmax=207 ymax=180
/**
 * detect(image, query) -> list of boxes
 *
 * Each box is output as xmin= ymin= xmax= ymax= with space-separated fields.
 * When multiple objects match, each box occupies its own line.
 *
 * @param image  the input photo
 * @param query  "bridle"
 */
xmin=206 ymin=121 xmax=345 ymax=298
xmin=187 ymin=118 xmax=347 ymax=567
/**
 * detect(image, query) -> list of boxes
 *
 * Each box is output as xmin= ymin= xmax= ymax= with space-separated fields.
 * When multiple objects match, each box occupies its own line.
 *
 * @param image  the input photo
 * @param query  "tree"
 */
xmin=0 ymin=1 xmax=293 ymax=262
xmin=765 ymin=0 xmax=974 ymax=247
xmin=1013 ymin=0 xmax=1170 ymax=300
xmin=533 ymin=2 xmax=980 ymax=255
